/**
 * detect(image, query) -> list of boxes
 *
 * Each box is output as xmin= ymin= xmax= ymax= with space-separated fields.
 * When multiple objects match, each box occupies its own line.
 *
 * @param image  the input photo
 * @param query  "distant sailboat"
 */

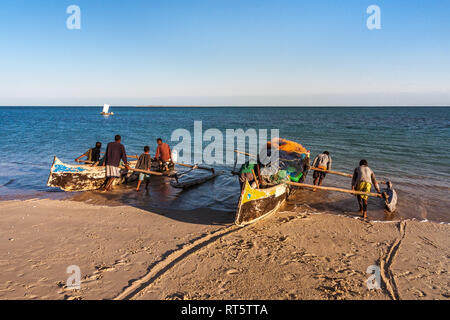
xmin=100 ymin=104 xmax=114 ymax=115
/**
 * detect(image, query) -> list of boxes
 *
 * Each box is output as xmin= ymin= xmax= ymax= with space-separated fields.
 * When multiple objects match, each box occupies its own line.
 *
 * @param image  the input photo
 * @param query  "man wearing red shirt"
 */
xmin=155 ymin=138 xmax=172 ymax=171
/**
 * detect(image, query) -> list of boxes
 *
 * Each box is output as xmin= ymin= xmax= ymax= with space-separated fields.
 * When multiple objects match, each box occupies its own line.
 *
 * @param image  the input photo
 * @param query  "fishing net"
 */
xmin=260 ymin=138 xmax=310 ymax=185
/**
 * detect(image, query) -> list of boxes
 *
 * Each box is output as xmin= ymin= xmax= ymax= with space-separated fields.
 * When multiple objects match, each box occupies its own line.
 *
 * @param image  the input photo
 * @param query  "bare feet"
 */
xmin=136 ymin=188 xmax=140 ymax=192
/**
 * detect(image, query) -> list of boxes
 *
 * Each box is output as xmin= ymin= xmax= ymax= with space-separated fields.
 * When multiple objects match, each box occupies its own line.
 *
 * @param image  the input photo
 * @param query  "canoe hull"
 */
xmin=47 ymin=156 xmax=130 ymax=192
xmin=235 ymin=181 xmax=288 ymax=226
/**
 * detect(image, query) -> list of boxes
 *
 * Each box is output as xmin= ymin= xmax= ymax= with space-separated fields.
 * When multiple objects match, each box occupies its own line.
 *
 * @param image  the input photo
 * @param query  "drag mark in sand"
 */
xmin=379 ymin=220 xmax=407 ymax=300
xmin=113 ymin=225 xmax=240 ymax=300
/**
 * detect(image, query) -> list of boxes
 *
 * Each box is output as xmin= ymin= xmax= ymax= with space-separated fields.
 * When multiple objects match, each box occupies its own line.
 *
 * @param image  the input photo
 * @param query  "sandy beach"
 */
xmin=0 ymin=198 xmax=448 ymax=300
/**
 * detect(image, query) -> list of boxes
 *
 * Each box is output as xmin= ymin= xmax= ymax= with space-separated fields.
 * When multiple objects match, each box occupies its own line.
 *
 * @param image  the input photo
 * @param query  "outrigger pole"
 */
xmin=77 ymin=159 xmax=164 ymax=176
xmin=285 ymin=181 xmax=383 ymax=198
xmin=310 ymin=166 xmax=387 ymax=185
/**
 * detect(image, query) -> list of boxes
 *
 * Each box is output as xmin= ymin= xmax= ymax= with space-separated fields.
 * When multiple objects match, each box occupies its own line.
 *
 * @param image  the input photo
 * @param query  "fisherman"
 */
xmin=154 ymin=138 xmax=172 ymax=171
xmin=299 ymin=152 xmax=311 ymax=183
xmin=238 ymin=160 xmax=262 ymax=190
xmin=312 ymin=151 xmax=332 ymax=188
xmin=351 ymin=159 xmax=381 ymax=219
xmin=75 ymin=142 xmax=102 ymax=164
xmin=103 ymin=135 xmax=130 ymax=191
xmin=135 ymin=146 xmax=151 ymax=192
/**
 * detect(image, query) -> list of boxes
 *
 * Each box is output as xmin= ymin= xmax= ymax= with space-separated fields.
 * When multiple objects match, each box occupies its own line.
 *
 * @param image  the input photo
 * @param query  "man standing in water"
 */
xmin=312 ymin=151 xmax=332 ymax=189
xmin=135 ymin=146 xmax=152 ymax=192
xmin=155 ymin=138 xmax=172 ymax=171
xmin=103 ymin=135 xmax=130 ymax=191
xmin=351 ymin=159 xmax=381 ymax=219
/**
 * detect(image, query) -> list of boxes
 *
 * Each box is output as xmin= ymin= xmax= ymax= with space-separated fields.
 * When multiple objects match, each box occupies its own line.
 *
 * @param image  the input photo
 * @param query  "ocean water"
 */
xmin=0 ymin=107 xmax=449 ymax=223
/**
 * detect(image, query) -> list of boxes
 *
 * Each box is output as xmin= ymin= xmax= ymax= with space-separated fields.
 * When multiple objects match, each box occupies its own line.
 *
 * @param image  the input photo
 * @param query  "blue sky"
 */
xmin=0 ymin=0 xmax=449 ymax=106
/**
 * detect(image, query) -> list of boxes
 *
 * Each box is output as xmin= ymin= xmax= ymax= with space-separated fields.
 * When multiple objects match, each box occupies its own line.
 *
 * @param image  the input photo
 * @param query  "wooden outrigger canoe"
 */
xmin=235 ymin=178 xmax=397 ymax=226
xmin=235 ymin=180 xmax=289 ymax=226
xmin=47 ymin=156 xmax=216 ymax=192
xmin=47 ymin=156 xmax=137 ymax=191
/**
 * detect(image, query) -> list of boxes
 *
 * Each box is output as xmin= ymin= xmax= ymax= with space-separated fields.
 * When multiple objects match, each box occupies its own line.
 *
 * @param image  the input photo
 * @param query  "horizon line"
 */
xmin=1 ymin=105 xmax=449 ymax=108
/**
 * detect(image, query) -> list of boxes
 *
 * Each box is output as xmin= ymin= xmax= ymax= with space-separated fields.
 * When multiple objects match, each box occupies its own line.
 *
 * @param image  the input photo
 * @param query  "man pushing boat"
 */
xmin=135 ymin=146 xmax=152 ymax=192
xmin=351 ymin=159 xmax=382 ymax=219
xmin=238 ymin=160 xmax=262 ymax=190
xmin=103 ymin=135 xmax=131 ymax=191
xmin=155 ymin=138 xmax=173 ymax=172
xmin=75 ymin=141 xmax=103 ymax=165
xmin=312 ymin=151 xmax=332 ymax=189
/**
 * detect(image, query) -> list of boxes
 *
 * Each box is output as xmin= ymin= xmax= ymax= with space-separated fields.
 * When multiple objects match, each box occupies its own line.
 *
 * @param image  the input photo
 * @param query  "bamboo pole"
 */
xmin=311 ymin=166 xmax=352 ymax=177
xmin=77 ymin=160 xmax=94 ymax=164
xmin=234 ymin=150 xmax=255 ymax=158
xmin=78 ymin=160 xmax=162 ymax=176
xmin=311 ymin=167 xmax=386 ymax=184
xmin=286 ymin=181 xmax=382 ymax=198
xmin=100 ymin=152 xmax=138 ymax=159
xmin=119 ymin=166 xmax=163 ymax=176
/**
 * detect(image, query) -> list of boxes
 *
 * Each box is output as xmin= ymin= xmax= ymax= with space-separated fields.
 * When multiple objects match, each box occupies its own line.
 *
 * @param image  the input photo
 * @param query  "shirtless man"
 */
xmin=155 ymin=138 xmax=172 ymax=171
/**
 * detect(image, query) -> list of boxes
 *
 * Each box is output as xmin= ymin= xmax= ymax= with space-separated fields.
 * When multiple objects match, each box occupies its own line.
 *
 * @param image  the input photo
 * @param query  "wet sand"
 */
xmin=0 ymin=198 xmax=448 ymax=300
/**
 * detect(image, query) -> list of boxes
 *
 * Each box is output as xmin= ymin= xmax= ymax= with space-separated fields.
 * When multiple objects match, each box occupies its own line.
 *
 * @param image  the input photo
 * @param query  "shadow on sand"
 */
xmin=286 ymin=187 xmax=397 ymax=221
xmin=70 ymin=175 xmax=236 ymax=226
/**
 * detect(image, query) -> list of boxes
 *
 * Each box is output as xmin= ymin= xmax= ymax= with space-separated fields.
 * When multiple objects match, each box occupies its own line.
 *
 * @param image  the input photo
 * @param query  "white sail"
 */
xmin=102 ymin=104 xmax=110 ymax=113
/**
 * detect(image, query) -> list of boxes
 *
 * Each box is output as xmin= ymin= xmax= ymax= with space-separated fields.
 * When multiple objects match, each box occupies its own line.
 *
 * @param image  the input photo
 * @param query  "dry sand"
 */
xmin=0 ymin=198 xmax=448 ymax=300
